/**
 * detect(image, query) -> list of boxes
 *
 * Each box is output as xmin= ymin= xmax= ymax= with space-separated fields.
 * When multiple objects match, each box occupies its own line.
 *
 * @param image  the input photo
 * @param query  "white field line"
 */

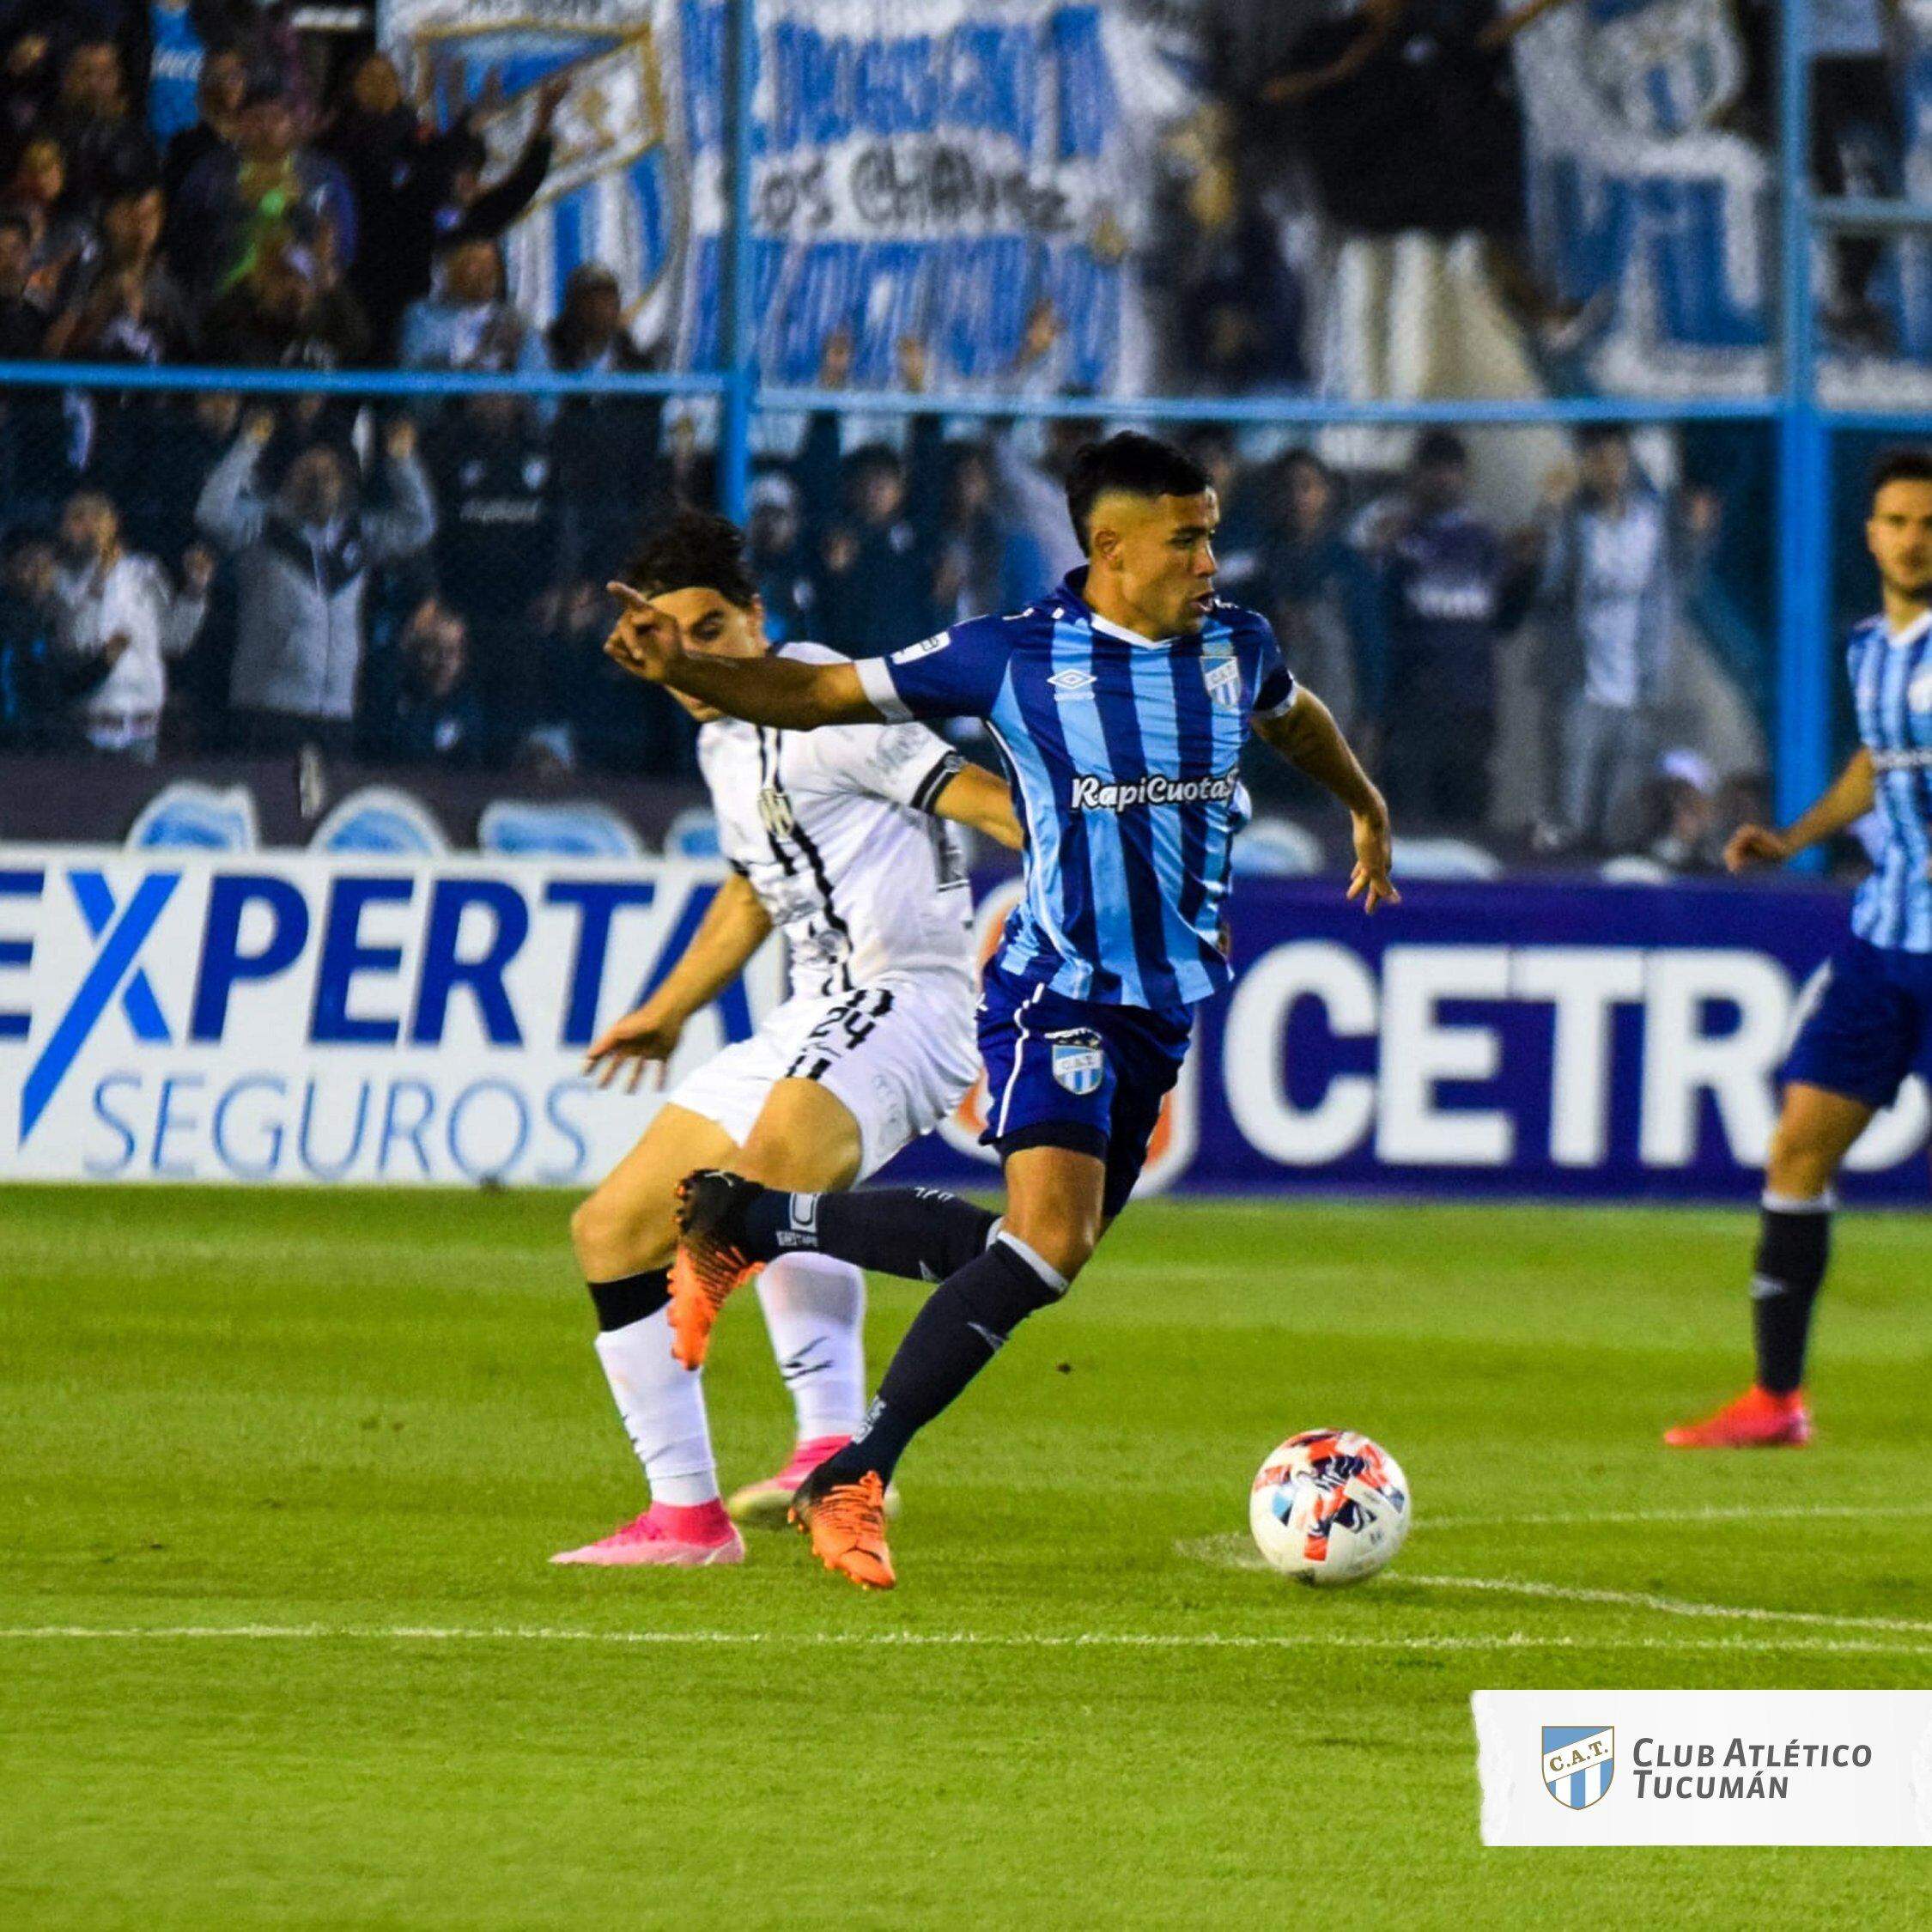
xmin=1400 ymin=1574 xmax=1932 ymax=1637
xmin=0 ymin=1624 xmax=1929 ymax=1658
xmin=1176 ymin=1535 xmax=1932 ymax=1638
xmin=1422 ymin=1500 xmax=1932 ymax=1532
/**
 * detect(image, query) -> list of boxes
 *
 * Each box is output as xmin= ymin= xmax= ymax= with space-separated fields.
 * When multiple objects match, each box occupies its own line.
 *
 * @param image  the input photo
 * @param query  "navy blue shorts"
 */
xmin=977 ymin=960 xmax=1194 ymax=1219
xmin=1782 ymin=938 xmax=1932 ymax=1112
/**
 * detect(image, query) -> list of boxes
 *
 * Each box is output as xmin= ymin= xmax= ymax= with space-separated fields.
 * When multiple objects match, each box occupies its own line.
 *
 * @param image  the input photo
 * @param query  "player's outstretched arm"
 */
xmin=1253 ymin=687 xmax=1399 ymax=914
xmin=604 ymin=584 xmax=882 ymax=728
xmin=932 ymin=762 xmax=1025 ymax=850
xmin=584 ymin=872 xmax=773 ymax=1092
xmin=1724 ymin=750 xmax=1876 ymax=873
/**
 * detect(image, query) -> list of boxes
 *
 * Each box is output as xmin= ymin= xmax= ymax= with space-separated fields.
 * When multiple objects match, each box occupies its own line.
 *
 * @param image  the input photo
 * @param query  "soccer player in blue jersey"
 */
xmin=1668 ymin=448 xmax=1932 ymax=1449
xmin=604 ymin=432 xmax=1397 ymax=1586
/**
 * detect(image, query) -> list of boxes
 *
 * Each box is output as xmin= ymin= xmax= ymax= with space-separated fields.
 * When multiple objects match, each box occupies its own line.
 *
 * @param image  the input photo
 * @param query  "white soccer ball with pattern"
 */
xmin=1249 ymin=1429 xmax=1410 ymax=1586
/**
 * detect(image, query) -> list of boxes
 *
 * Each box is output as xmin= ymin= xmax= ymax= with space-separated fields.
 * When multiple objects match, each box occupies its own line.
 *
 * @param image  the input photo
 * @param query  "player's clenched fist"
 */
xmin=603 ymin=581 xmax=683 ymax=683
xmin=1722 ymin=823 xmax=1792 ymax=873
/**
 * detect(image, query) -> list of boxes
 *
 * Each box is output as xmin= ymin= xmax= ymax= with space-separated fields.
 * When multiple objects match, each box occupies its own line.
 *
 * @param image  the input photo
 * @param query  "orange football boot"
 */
xmin=667 ymin=1170 xmax=762 ymax=1369
xmin=791 ymin=1468 xmax=896 ymax=1591
xmin=1663 ymin=1385 xmax=1812 ymax=1449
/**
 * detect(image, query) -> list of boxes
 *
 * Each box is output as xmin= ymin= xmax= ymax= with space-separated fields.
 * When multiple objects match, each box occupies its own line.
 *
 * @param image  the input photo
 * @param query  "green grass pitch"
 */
xmin=2 ymin=1184 xmax=1928 ymax=1927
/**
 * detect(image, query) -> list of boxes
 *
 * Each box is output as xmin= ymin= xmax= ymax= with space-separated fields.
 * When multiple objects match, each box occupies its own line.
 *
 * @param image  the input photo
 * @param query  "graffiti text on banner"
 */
xmin=378 ymin=0 xmax=1194 ymax=390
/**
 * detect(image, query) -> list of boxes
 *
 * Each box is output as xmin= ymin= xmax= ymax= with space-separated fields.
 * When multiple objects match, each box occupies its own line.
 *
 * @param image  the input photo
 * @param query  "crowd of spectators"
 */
xmin=0 ymin=5 xmax=698 ymax=776
xmin=1 ymin=306 xmax=1752 ymax=871
xmin=0 ymin=3 xmax=1769 ymax=871
xmin=1170 ymin=0 xmax=1911 ymax=389
xmin=0 ymin=9 xmax=576 ymax=376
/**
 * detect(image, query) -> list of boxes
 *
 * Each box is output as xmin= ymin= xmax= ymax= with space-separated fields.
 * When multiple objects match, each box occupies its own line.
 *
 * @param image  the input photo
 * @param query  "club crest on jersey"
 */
xmin=1910 ymin=668 xmax=1932 ymax=712
xmin=756 ymin=787 xmax=795 ymax=838
xmin=1048 ymin=1030 xmax=1104 ymax=1097
xmin=1205 ymin=659 xmax=1242 ymax=709
xmin=1542 ymin=1727 xmax=1614 ymax=1809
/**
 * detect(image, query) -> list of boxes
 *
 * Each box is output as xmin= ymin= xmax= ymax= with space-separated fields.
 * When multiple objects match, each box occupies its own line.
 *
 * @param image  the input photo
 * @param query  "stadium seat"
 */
xmin=1598 ymin=855 xmax=1674 ymax=886
xmin=1388 ymin=836 xmax=1504 ymax=881
xmin=125 ymin=782 xmax=260 ymax=851
xmin=478 ymin=800 xmax=645 ymax=859
xmin=310 ymin=787 xmax=449 ymax=854
xmin=663 ymin=806 xmax=723 ymax=861
xmin=1231 ymin=817 xmax=1325 ymax=877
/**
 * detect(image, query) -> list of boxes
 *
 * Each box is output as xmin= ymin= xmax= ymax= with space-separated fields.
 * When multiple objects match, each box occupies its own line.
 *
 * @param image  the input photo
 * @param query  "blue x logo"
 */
xmin=19 ymin=870 xmax=179 ymax=1142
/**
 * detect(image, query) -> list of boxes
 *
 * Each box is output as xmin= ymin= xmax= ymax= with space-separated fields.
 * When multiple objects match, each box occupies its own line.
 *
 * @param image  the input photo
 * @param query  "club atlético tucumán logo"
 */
xmin=1542 ymin=1726 xmax=1614 ymax=1808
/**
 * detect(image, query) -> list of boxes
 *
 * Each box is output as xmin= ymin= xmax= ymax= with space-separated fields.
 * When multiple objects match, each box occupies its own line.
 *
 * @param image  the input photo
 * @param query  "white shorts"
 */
xmin=665 ymin=969 xmax=979 ymax=1180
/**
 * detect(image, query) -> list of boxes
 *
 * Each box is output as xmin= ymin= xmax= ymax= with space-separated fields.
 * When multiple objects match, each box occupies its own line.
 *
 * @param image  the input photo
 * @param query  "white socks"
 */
xmin=592 ymin=1255 xmax=867 ymax=1507
xmin=756 ymin=1253 xmax=867 ymax=1441
xmin=593 ymin=1309 xmax=720 ymax=1508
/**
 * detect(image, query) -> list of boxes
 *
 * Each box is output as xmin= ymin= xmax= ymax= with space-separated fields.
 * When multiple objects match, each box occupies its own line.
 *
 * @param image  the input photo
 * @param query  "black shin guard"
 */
xmin=1750 ymin=1200 xmax=1831 ymax=1395
xmin=740 ymin=1186 xmax=999 ymax=1281
xmin=587 ymin=1267 xmax=672 ymax=1333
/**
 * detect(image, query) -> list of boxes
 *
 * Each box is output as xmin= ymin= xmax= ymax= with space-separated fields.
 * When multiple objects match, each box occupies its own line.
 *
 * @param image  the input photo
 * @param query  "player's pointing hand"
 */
xmin=603 ymin=583 xmax=683 ymax=683
xmin=1346 ymin=807 xmax=1400 ymax=914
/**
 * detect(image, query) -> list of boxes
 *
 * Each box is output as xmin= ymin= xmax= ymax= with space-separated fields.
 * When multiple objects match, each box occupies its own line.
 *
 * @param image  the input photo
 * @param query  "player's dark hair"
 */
xmin=1280 ymin=447 xmax=1335 ymax=487
xmin=1869 ymin=447 xmax=1932 ymax=503
xmin=1414 ymin=429 xmax=1469 ymax=471
xmin=846 ymin=441 xmax=904 ymax=482
xmin=1064 ymin=432 xmax=1212 ymax=550
xmin=627 ymin=509 xmax=760 ymax=609
xmin=1577 ymin=422 xmax=1631 ymax=452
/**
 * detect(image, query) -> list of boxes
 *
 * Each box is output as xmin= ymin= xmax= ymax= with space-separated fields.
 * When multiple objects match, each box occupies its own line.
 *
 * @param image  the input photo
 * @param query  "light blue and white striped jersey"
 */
xmin=1848 ymin=611 xmax=1932 ymax=953
xmin=854 ymin=569 xmax=1297 ymax=1009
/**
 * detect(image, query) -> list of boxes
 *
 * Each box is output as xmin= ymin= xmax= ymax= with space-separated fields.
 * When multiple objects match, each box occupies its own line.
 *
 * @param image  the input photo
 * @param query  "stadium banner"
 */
xmin=377 ymin=0 xmax=1194 ymax=389
xmin=1510 ymin=0 xmax=1772 ymax=399
xmin=887 ymin=872 xmax=1932 ymax=1206
xmin=1 ymin=852 xmax=1924 ymax=1199
xmin=0 ymin=848 xmax=786 ymax=1188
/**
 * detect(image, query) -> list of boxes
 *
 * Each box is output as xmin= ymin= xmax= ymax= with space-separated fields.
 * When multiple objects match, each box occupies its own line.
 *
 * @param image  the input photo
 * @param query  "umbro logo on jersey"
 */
xmin=1048 ymin=669 xmax=1097 ymax=696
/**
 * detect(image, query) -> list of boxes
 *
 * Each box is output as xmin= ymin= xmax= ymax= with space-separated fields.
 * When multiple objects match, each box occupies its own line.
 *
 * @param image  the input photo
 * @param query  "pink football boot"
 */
xmin=727 ymin=1436 xmax=901 ymax=1531
xmin=550 ymin=1500 xmax=746 ymax=1566
xmin=1663 ymin=1385 xmax=1813 ymax=1449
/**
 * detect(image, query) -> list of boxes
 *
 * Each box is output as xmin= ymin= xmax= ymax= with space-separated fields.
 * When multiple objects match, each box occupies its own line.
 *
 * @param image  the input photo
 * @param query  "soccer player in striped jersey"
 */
xmin=555 ymin=513 xmax=1022 ymax=1566
xmin=604 ymin=433 xmax=1397 ymax=1587
xmin=1668 ymin=448 xmax=1932 ymax=1449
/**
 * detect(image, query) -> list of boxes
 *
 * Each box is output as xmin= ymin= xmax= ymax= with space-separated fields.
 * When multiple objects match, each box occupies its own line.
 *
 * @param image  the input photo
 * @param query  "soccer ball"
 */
xmin=1249 ymin=1429 xmax=1411 ymax=1587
